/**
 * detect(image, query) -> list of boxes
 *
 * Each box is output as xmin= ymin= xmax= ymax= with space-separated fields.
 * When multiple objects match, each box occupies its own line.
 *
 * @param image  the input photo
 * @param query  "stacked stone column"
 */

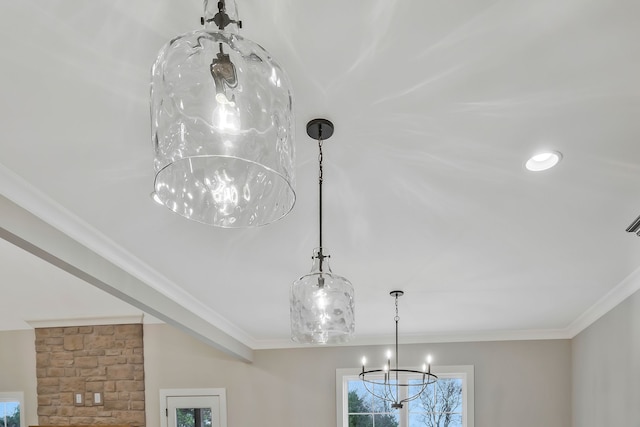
xmin=35 ymin=324 xmax=145 ymax=426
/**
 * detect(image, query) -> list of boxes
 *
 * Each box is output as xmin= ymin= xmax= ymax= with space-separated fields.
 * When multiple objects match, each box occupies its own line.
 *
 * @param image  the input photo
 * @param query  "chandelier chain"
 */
xmin=318 ymin=139 xmax=323 ymax=184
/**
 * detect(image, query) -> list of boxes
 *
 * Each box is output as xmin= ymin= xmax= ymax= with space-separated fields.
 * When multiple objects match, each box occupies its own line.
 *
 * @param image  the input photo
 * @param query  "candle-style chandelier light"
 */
xmin=151 ymin=0 xmax=295 ymax=228
xmin=360 ymin=291 xmax=437 ymax=409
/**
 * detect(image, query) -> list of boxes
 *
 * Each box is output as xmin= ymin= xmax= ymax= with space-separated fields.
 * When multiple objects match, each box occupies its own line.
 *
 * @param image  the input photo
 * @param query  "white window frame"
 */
xmin=337 ymin=365 xmax=474 ymax=427
xmin=0 ymin=392 xmax=25 ymax=427
xmin=159 ymin=388 xmax=227 ymax=427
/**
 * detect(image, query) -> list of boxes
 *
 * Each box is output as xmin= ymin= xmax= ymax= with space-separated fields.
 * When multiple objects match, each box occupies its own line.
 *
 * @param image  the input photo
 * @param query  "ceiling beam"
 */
xmin=0 ymin=194 xmax=253 ymax=363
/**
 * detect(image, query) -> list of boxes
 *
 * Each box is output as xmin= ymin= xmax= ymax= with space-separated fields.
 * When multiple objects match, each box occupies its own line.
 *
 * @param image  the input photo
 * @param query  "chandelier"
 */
xmin=360 ymin=291 xmax=437 ymax=408
xmin=290 ymin=119 xmax=355 ymax=344
xmin=151 ymin=0 xmax=295 ymax=228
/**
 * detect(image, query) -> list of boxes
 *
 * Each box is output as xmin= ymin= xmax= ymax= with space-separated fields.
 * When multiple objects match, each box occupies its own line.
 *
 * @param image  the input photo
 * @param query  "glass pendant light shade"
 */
xmin=151 ymin=0 xmax=295 ymax=228
xmin=291 ymin=248 xmax=355 ymax=344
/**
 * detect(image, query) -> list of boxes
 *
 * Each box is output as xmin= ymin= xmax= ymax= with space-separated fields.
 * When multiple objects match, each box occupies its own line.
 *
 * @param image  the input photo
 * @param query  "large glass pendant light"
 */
xmin=290 ymin=119 xmax=355 ymax=344
xmin=151 ymin=0 xmax=295 ymax=228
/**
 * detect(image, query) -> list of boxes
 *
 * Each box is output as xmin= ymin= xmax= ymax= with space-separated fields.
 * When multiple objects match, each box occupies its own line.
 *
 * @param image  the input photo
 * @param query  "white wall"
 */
xmin=572 ymin=289 xmax=640 ymax=427
xmin=144 ymin=325 xmax=571 ymax=427
xmin=0 ymin=329 xmax=38 ymax=426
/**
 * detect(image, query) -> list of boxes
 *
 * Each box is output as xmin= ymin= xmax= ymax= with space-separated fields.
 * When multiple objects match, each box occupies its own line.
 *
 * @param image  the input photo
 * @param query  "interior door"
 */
xmin=167 ymin=394 xmax=221 ymax=427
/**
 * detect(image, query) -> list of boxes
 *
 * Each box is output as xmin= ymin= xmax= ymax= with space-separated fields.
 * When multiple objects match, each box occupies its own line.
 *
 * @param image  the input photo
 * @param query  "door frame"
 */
xmin=159 ymin=388 xmax=227 ymax=427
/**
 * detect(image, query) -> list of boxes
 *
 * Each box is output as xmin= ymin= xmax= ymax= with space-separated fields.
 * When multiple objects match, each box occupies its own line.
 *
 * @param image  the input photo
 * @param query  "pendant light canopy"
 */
xmin=151 ymin=0 xmax=295 ymax=228
xmin=290 ymin=119 xmax=355 ymax=344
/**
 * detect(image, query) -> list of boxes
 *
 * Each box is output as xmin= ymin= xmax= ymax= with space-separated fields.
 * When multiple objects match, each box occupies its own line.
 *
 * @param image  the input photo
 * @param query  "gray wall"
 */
xmin=144 ymin=325 xmax=571 ymax=427
xmin=572 ymin=289 xmax=640 ymax=427
xmin=0 ymin=324 xmax=573 ymax=427
xmin=7 ymin=290 xmax=640 ymax=427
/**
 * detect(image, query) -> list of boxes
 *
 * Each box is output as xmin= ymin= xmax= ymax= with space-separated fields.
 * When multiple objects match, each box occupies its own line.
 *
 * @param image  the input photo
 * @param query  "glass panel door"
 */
xmin=167 ymin=395 xmax=220 ymax=427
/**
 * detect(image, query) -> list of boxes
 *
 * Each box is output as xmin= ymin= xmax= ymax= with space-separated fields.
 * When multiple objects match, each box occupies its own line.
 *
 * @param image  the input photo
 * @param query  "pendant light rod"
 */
xmin=306 ymin=119 xmax=334 ymax=272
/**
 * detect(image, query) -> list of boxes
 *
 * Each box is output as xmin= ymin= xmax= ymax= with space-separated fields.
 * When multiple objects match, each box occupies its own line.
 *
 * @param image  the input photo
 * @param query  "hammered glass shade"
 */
xmin=291 ymin=248 xmax=355 ymax=344
xmin=151 ymin=0 xmax=295 ymax=228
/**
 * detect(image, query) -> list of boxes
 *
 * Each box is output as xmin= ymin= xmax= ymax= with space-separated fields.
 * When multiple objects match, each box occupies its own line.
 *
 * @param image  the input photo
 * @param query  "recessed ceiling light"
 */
xmin=525 ymin=151 xmax=562 ymax=172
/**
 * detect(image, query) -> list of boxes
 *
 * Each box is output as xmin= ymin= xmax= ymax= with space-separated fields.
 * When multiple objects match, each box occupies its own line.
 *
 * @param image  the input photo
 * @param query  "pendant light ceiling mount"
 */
xmin=306 ymin=118 xmax=334 ymax=141
xmin=390 ymin=289 xmax=404 ymax=298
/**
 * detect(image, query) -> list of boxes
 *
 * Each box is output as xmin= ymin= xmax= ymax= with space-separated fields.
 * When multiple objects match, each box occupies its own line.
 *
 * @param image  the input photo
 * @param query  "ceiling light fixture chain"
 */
xmin=317 ymin=133 xmax=327 ymax=272
xmin=360 ymin=291 xmax=437 ymax=409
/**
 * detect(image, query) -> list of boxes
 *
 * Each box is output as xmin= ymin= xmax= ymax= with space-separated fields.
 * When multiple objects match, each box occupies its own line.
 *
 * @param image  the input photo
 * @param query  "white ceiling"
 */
xmin=1 ymin=0 xmax=640 ymax=352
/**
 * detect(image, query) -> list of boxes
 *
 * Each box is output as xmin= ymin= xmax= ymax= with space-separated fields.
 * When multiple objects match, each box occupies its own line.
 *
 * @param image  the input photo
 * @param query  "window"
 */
xmin=0 ymin=392 xmax=24 ymax=427
xmin=337 ymin=366 xmax=474 ymax=427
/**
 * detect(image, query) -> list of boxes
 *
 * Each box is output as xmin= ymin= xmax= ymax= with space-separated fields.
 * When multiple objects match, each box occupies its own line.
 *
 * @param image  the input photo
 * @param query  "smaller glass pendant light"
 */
xmin=290 ymin=119 xmax=355 ymax=344
xmin=151 ymin=0 xmax=295 ymax=228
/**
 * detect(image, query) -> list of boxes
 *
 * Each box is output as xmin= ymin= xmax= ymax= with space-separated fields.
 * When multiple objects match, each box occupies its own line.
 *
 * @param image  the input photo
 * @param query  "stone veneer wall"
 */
xmin=35 ymin=324 xmax=145 ymax=426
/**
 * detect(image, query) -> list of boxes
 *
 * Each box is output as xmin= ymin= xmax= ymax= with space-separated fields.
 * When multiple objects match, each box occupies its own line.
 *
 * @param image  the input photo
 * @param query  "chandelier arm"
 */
xmin=383 ymin=383 xmax=398 ymax=406
xmin=360 ymin=376 xmax=393 ymax=403
xmin=400 ymin=381 xmax=431 ymax=406
xmin=360 ymin=370 xmax=399 ymax=404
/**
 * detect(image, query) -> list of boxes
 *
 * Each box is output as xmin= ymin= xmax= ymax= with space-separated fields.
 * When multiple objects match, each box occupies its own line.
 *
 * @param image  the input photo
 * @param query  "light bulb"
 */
xmin=314 ymin=288 xmax=328 ymax=310
xmin=386 ymin=349 xmax=392 ymax=359
xmin=214 ymin=103 xmax=240 ymax=131
xmin=361 ymin=357 xmax=366 ymax=366
xmin=426 ymin=355 xmax=433 ymax=364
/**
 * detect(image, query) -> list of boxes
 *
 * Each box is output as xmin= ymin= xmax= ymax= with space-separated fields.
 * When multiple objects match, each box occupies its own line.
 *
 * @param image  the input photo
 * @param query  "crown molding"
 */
xmin=566 ymin=263 xmax=640 ymax=338
xmin=251 ymin=328 xmax=571 ymax=350
xmin=28 ymin=315 xmax=145 ymax=329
